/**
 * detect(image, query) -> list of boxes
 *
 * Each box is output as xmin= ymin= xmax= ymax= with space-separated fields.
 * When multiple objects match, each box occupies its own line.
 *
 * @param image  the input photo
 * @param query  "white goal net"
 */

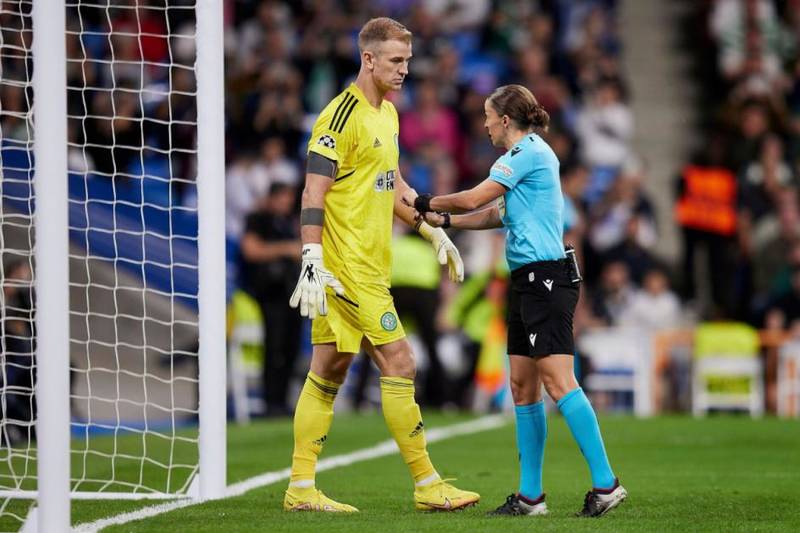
xmin=1 ymin=1 xmax=38 ymax=527
xmin=1 ymin=0 xmax=225 ymax=529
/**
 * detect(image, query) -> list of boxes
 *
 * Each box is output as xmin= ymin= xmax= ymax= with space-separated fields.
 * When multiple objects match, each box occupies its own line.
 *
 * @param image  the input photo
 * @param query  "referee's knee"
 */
xmin=510 ymin=376 xmax=542 ymax=405
xmin=542 ymin=378 xmax=577 ymax=402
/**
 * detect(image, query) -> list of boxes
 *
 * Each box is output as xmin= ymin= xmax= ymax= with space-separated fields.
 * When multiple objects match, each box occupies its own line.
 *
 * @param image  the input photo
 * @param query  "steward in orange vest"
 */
xmin=675 ymin=165 xmax=737 ymax=236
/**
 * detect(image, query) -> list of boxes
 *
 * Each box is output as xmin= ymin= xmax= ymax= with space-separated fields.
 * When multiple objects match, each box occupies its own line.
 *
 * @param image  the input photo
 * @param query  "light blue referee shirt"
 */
xmin=488 ymin=133 xmax=564 ymax=270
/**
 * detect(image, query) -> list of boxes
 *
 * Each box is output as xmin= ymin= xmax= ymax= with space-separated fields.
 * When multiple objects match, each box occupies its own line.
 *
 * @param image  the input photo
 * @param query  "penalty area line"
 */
xmin=73 ymin=414 xmax=508 ymax=532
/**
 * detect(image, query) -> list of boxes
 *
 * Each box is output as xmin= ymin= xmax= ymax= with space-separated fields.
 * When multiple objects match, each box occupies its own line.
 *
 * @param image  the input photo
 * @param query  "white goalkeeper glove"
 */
xmin=289 ymin=243 xmax=345 ymax=319
xmin=417 ymin=222 xmax=464 ymax=282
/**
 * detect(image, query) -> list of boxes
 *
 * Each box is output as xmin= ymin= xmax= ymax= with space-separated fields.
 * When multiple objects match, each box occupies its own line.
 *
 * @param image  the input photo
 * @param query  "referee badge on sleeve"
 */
xmin=317 ymin=134 xmax=336 ymax=149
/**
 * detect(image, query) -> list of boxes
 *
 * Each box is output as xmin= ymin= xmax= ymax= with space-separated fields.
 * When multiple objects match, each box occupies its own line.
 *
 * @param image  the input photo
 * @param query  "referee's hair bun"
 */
xmin=529 ymin=105 xmax=550 ymax=132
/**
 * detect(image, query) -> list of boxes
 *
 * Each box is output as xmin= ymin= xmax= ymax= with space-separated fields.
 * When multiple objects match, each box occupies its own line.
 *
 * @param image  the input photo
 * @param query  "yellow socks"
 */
xmin=380 ymin=377 xmax=437 ymax=483
xmin=290 ymin=373 xmax=437 ymax=486
xmin=290 ymin=371 xmax=340 ymax=485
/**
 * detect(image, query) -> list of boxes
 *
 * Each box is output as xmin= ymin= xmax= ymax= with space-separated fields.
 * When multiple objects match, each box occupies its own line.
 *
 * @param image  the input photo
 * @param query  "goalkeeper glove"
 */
xmin=417 ymin=221 xmax=464 ymax=282
xmin=289 ymin=243 xmax=345 ymax=319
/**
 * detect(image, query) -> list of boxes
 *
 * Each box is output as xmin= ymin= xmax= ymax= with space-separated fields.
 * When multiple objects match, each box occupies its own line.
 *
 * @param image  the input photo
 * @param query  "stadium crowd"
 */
xmin=221 ymin=0 xmax=674 ymax=414
xmin=3 ymin=0 xmax=800 ymax=415
xmin=681 ymin=0 xmax=800 ymax=330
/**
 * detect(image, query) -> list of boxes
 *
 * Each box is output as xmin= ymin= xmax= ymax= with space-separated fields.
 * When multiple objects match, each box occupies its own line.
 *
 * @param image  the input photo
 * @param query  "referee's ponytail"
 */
xmin=488 ymin=84 xmax=550 ymax=133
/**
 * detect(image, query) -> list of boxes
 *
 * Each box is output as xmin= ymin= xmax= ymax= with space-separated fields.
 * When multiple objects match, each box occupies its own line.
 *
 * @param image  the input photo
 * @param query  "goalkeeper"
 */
xmin=284 ymin=17 xmax=479 ymax=513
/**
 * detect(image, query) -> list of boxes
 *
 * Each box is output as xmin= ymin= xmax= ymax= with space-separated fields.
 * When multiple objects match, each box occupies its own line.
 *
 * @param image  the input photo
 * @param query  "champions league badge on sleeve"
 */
xmin=317 ymin=134 xmax=336 ymax=149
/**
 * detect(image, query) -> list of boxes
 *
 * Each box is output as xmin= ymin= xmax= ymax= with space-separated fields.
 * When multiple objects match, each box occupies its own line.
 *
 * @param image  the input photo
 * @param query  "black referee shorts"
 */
xmin=507 ymin=258 xmax=579 ymax=357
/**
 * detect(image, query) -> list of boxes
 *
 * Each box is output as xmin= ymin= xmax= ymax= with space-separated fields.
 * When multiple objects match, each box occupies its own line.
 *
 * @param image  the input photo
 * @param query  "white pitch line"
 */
xmin=73 ymin=414 xmax=507 ymax=532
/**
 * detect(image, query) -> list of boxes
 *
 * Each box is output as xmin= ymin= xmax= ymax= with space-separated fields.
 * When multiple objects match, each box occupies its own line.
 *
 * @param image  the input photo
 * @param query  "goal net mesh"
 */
xmin=1 ymin=1 xmax=205 ymax=526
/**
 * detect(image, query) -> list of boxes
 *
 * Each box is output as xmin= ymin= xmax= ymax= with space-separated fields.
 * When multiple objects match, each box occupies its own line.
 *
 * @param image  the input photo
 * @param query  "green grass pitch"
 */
xmin=2 ymin=413 xmax=799 ymax=531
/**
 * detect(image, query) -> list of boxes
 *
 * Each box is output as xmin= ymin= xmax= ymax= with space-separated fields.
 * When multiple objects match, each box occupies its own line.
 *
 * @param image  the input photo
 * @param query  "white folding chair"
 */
xmin=576 ymin=327 xmax=654 ymax=417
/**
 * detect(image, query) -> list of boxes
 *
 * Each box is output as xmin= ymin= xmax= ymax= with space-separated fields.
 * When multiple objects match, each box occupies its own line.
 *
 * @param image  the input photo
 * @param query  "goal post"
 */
xmin=32 ymin=0 xmax=71 ymax=531
xmin=195 ymin=0 xmax=227 ymax=502
xmin=1 ymin=0 xmax=227 ymax=530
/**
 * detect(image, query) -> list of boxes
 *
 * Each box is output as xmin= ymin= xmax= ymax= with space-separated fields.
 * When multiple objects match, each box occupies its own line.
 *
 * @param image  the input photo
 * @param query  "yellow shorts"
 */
xmin=312 ymin=282 xmax=405 ymax=354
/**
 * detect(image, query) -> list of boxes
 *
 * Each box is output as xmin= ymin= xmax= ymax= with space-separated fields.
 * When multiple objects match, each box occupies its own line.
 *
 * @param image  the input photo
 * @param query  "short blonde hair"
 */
xmin=358 ymin=17 xmax=412 ymax=52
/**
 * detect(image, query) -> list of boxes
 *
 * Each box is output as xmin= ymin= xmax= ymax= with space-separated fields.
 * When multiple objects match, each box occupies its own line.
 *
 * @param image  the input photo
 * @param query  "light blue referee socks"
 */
xmin=515 ymin=400 xmax=547 ymax=500
xmin=557 ymin=387 xmax=616 ymax=490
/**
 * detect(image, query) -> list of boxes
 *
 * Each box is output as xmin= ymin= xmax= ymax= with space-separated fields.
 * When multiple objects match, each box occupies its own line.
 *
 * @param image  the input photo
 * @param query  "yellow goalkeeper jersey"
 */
xmin=307 ymin=83 xmax=399 ymax=288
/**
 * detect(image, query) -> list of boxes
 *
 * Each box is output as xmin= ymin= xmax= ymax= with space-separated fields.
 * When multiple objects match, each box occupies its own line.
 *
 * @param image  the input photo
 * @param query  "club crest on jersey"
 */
xmin=317 ymin=134 xmax=336 ymax=149
xmin=380 ymin=312 xmax=398 ymax=331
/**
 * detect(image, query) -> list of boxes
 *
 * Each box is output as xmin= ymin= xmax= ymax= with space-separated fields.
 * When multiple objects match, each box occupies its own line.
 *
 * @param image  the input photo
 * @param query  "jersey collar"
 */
xmin=348 ymin=83 xmax=383 ymax=112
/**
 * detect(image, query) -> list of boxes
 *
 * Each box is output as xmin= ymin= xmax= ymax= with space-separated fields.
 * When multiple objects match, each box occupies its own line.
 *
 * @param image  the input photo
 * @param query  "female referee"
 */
xmin=402 ymin=84 xmax=627 ymax=518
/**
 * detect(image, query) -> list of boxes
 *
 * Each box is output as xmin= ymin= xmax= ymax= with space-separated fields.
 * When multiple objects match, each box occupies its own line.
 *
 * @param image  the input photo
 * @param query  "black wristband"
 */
xmin=414 ymin=194 xmax=433 ymax=213
xmin=441 ymin=212 xmax=451 ymax=229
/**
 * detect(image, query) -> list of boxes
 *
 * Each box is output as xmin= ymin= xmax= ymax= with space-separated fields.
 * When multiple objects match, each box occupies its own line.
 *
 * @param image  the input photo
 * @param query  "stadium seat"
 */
xmin=777 ymin=341 xmax=800 ymax=418
xmin=227 ymin=290 xmax=264 ymax=424
xmin=576 ymin=327 xmax=654 ymax=417
xmin=691 ymin=322 xmax=763 ymax=417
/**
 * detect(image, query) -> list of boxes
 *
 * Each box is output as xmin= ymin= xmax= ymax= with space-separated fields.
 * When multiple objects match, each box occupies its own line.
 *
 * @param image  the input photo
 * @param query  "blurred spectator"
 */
xmin=602 ymin=215 xmax=657 ymax=285
xmin=619 ymin=267 xmax=682 ymax=331
xmin=587 ymin=167 xmax=656 ymax=282
xmin=738 ymin=133 xmax=797 ymax=249
xmin=422 ymin=0 xmax=491 ymax=34
xmin=142 ymin=66 xmax=199 ymax=203
xmin=85 ymin=90 xmax=143 ymax=178
xmin=752 ymin=191 xmax=800 ymax=303
xmin=589 ymin=260 xmax=635 ymax=326
xmin=511 ymin=45 xmax=564 ymax=115
xmin=728 ymin=99 xmax=773 ymax=174
xmin=763 ymin=263 xmax=800 ymax=338
xmin=226 ymin=137 xmax=299 ymax=240
xmin=400 ymin=79 xmax=460 ymax=158
xmin=226 ymin=147 xmax=268 ymax=240
xmin=0 ymin=85 xmax=31 ymax=142
xmin=710 ymin=0 xmax=788 ymax=86
xmin=575 ymin=77 xmax=633 ymax=202
xmin=257 ymin=136 xmax=301 ymax=187
xmin=561 ymin=161 xmax=589 ymax=246
xmin=240 ymin=183 xmax=302 ymax=417
xmin=0 ymin=259 xmax=36 ymax=446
